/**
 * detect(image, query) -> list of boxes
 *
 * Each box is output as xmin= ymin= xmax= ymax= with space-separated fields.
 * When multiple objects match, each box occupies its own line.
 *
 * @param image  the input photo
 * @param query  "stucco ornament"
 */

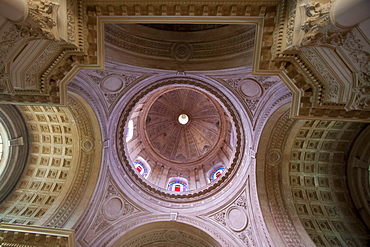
xmin=19 ymin=0 xmax=60 ymax=40
xmin=300 ymin=1 xmax=333 ymax=45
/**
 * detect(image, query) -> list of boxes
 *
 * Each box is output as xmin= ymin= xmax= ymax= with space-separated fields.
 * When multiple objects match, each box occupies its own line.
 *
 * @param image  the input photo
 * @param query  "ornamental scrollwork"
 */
xmin=300 ymin=1 xmax=332 ymax=45
xmin=19 ymin=0 xmax=60 ymax=40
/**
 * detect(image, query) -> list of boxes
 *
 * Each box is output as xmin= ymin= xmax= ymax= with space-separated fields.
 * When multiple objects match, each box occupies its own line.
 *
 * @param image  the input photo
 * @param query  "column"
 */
xmin=331 ymin=0 xmax=370 ymax=28
xmin=0 ymin=0 xmax=28 ymax=22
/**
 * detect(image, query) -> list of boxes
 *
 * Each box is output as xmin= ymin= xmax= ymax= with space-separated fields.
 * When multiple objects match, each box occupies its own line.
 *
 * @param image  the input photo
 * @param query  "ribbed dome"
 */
xmin=123 ymin=81 xmax=239 ymax=196
xmin=145 ymin=88 xmax=221 ymax=163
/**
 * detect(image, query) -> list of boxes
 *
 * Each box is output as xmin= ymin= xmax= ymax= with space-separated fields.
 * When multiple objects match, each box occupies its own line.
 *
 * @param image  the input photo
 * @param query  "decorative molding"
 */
xmin=0 ymin=0 xmax=86 ymax=105
xmin=207 ymin=190 xmax=256 ymax=246
xmin=276 ymin=54 xmax=370 ymax=121
xmin=265 ymin=111 xmax=304 ymax=246
xmin=25 ymin=42 xmax=60 ymax=88
xmin=84 ymin=1 xmax=281 ymax=72
xmin=0 ymin=224 xmax=75 ymax=247
xmin=300 ymin=48 xmax=340 ymax=103
xmin=123 ymin=228 xmax=211 ymax=247
xmin=85 ymin=177 xmax=143 ymax=243
xmin=215 ymin=73 xmax=282 ymax=114
xmin=82 ymin=68 xmax=142 ymax=107
xmin=285 ymin=0 xmax=297 ymax=48
xmin=276 ymin=1 xmax=370 ymax=121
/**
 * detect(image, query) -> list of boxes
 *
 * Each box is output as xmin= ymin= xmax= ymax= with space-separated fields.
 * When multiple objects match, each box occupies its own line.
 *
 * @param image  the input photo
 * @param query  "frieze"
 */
xmin=245 ymin=99 xmax=260 ymax=111
xmin=285 ymin=0 xmax=297 ymax=48
xmin=238 ymin=228 xmax=257 ymax=246
xmin=105 ymin=23 xmax=255 ymax=62
xmin=84 ymin=1 xmax=280 ymax=73
xmin=25 ymin=42 xmax=60 ymax=87
xmin=0 ymin=224 xmax=73 ymax=247
xmin=66 ymin=0 xmax=83 ymax=46
xmin=0 ymin=75 xmax=15 ymax=95
xmin=300 ymin=48 xmax=340 ymax=103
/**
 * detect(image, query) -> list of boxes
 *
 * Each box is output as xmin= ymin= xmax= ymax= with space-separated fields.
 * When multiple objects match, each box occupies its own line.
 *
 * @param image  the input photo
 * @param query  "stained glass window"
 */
xmin=134 ymin=160 xmax=147 ymax=177
xmin=168 ymin=181 xmax=187 ymax=192
xmin=210 ymin=167 xmax=225 ymax=181
xmin=133 ymin=157 xmax=151 ymax=178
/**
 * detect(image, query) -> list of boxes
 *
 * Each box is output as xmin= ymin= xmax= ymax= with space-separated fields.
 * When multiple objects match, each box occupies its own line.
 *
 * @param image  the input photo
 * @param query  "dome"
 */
xmin=145 ymin=88 xmax=221 ymax=164
xmin=120 ymin=80 xmax=241 ymax=199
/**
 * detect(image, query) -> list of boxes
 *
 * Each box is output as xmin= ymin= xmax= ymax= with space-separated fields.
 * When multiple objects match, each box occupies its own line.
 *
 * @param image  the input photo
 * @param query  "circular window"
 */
xmin=178 ymin=114 xmax=189 ymax=125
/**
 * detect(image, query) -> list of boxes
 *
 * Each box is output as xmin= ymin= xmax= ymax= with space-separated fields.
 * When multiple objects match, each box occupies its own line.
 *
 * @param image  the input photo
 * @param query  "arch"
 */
xmin=210 ymin=167 xmax=225 ymax=181
xmin=206 ymin=163 xmax=225 ymax=183
xmin=0 ymin=93 xmax=103 ymax=228
xmin=255 ymin=103 xmax=307 ymax=246
xmin=111 ymin=221 xmax=221 ymax=247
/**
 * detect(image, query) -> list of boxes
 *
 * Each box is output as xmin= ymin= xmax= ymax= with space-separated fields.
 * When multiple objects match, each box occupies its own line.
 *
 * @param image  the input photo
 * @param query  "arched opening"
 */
xmin=206 ymin=163 xmax=225 ymax=183
xmin=125 ymin=120 xmax=134 ymax=142
xmin=168 ymin=177 xmax=188 ymax=192
xmin=133 ymin=156 xmax=151 ymax=178
xmin=210 ymin=167 xmax=225 ymax=181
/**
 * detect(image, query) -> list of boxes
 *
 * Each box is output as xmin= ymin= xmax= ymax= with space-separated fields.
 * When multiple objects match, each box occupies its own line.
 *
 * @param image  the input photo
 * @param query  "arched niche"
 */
xmin=111 ymin=221 xmax=221 ymax=247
